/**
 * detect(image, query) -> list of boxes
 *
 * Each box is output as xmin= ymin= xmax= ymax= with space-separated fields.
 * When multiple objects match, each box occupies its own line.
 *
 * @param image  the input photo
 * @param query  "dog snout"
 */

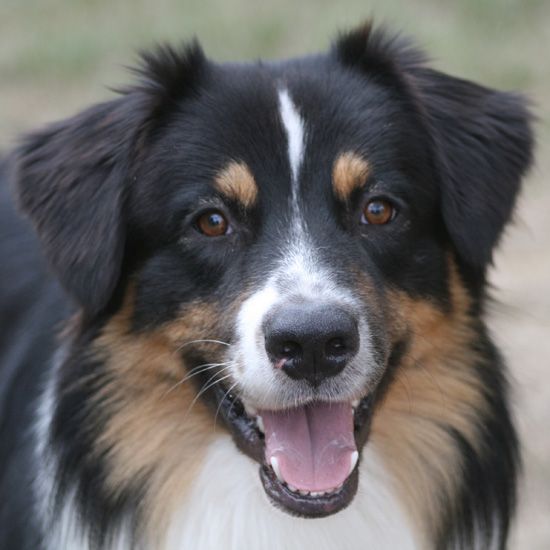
xmin=263 ymin=303 xmax=359 ymax=386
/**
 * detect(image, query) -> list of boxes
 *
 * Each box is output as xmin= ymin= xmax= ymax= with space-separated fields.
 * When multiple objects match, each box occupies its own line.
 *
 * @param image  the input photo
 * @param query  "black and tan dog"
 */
xmin=0 ymin=22 xmax=533 ymax=549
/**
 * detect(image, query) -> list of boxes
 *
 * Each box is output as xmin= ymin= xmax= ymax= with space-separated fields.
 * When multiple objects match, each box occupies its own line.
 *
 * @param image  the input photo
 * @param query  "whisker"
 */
xmin=214 ymin=381 xmax=239 ymax=427
xmin=162 ymin=363 xmax=231 ymax=398
xmin=185 ymin=372 xmax=234 ymax=416
xmin=180 ymin=362 xmax=231 ymax=383
xmin=399 ymin=370 xmax=414 ymax=414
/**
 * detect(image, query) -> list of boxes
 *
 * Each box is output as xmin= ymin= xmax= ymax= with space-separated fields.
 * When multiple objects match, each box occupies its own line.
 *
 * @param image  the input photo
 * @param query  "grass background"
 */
xmin=1 ymin=1 xmax=549 ymax=547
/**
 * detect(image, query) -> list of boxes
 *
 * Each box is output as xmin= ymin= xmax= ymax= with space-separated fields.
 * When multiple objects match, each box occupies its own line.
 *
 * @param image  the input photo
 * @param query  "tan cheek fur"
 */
xmin=371 ymin=260 xmax=486 ymax=541
xmin=90 ymin=295 xmax=228 ymax=544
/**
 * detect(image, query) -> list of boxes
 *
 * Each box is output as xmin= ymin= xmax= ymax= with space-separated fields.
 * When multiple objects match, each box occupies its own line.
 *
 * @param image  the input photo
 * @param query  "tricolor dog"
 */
xmin=0 ymin=21 xmax=533 ymax=549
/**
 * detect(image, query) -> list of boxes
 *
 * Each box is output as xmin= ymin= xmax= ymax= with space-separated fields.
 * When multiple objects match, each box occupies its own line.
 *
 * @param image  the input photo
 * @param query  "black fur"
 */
xmin=0 ymin=21 xmax=533 ymax=549
xmin=437 ymin=327 xmax=519 ymax=548
xmin=14 ymin=44 xmax=206 ymax=317
xmin=0 ymin=158 xmax=69 ymax=549
xmin=336 ymin=22 xmax=534 ymax=274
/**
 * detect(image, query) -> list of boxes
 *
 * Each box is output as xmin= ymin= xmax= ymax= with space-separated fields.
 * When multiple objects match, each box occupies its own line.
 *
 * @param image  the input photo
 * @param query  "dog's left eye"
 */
xmin=361 ymin=199 xmax=395 ymax=225
xmin=195 ymin=210 xmax=231 ymax=237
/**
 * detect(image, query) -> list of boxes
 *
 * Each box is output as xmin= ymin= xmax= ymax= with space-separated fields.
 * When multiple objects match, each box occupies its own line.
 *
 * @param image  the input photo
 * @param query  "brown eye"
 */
xmin=362 ymin=199 xmax=395 ymax=225
xmin=196 ymin=210 xmax=230 ymax=237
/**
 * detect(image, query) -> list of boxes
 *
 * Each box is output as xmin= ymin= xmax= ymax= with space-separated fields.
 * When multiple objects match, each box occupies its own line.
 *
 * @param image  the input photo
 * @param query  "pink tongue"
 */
xmin=261 ymin=402 xmax=356 ymax=492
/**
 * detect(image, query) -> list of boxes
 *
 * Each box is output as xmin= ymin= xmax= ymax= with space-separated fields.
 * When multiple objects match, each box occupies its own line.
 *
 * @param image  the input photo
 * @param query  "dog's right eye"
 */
xmin=195 ymin=210 xmax=231 ymax=237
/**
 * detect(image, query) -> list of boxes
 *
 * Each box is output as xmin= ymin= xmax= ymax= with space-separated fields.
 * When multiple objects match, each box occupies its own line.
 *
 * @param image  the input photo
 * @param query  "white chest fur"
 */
xmin=44 ymin=434 xmax=418 ymax=550
xmin=163 ymin=436 xmax=418 ymax=550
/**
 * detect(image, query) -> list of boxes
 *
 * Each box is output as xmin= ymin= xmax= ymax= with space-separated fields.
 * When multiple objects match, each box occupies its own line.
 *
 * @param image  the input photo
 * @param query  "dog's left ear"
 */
xmin=335 ymin=22 xmax=534 ymax=270
xmin=411 ymin=67 xmax=534 ymax=269
xmin=13 ymin=43 xmax=205 ymax=315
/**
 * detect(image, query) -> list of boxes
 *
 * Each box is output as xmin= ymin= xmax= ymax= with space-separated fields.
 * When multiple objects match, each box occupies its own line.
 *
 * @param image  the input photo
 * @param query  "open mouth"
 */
xmin=211 ymin=382 xmax=375 ymax=517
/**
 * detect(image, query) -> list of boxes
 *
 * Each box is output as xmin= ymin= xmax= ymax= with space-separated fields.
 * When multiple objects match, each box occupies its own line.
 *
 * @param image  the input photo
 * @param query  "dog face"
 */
xmin=14 ymin=23 xmax=532 ymax=532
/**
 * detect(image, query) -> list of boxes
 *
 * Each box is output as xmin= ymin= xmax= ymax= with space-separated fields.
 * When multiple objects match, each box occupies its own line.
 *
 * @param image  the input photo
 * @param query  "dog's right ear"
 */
xmin=13 ymin=43 xmax=205 ymax=316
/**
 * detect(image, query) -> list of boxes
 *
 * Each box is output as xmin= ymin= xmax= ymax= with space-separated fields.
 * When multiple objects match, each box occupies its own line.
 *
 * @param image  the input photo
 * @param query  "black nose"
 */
xmin=263 ymin=303 xmax=359 ymax=386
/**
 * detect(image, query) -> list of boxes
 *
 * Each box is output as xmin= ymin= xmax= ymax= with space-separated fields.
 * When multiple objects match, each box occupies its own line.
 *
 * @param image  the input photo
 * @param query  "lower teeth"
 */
xmin=287 ymin=484 xmax=338 ymax=497
xmin=269 ymin=460 xmax=346 ymax=497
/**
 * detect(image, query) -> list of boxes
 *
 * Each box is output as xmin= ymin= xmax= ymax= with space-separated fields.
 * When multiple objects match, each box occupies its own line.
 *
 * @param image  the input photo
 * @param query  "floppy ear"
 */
xmin=13 ymin=43 xmax=205 ymax=315
xmin=14 ymin=98 xmax=135 ymax=315
xmin=335 ymin=22 xmax=534 ymax=270
xmin=412 ymin=68 xmax=534 ymax=269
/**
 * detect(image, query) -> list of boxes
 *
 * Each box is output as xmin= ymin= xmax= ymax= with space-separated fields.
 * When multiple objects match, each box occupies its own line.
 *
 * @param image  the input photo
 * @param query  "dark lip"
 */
xmin=260 ymin=462 xmax=360 ymax=518
xmin=209 ymin=381 xmax=375 ymax=518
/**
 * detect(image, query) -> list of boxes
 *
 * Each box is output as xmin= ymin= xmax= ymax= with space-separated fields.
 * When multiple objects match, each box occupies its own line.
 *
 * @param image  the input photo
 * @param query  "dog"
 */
xmin=0 ymin=21 xmax=534 ymax=549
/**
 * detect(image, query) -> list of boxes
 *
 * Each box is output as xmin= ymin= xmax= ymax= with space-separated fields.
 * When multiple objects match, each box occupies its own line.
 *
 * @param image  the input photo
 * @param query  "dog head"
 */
xmin=14 ymin=22 xmax=532 ymax=529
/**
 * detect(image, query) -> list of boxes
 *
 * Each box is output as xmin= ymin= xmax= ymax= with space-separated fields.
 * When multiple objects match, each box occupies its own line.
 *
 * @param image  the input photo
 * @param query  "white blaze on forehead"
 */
xmin=278 ymin=88 xmax=305 ymax=187
xmin=229 ymin=88 xmax=377 ymax=410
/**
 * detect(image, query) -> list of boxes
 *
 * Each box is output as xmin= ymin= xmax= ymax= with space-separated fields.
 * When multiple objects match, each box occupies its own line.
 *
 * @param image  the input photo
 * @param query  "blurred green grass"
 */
xmin=1 ymin=0 xmax=548 ymax=82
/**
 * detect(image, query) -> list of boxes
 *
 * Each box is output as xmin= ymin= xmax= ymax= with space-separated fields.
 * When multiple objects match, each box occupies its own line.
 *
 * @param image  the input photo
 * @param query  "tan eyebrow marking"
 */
xmin=214 ymin=161 xmax=258 ymax=208
xmin=332 ymin=152 xmax=370 ymax=201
